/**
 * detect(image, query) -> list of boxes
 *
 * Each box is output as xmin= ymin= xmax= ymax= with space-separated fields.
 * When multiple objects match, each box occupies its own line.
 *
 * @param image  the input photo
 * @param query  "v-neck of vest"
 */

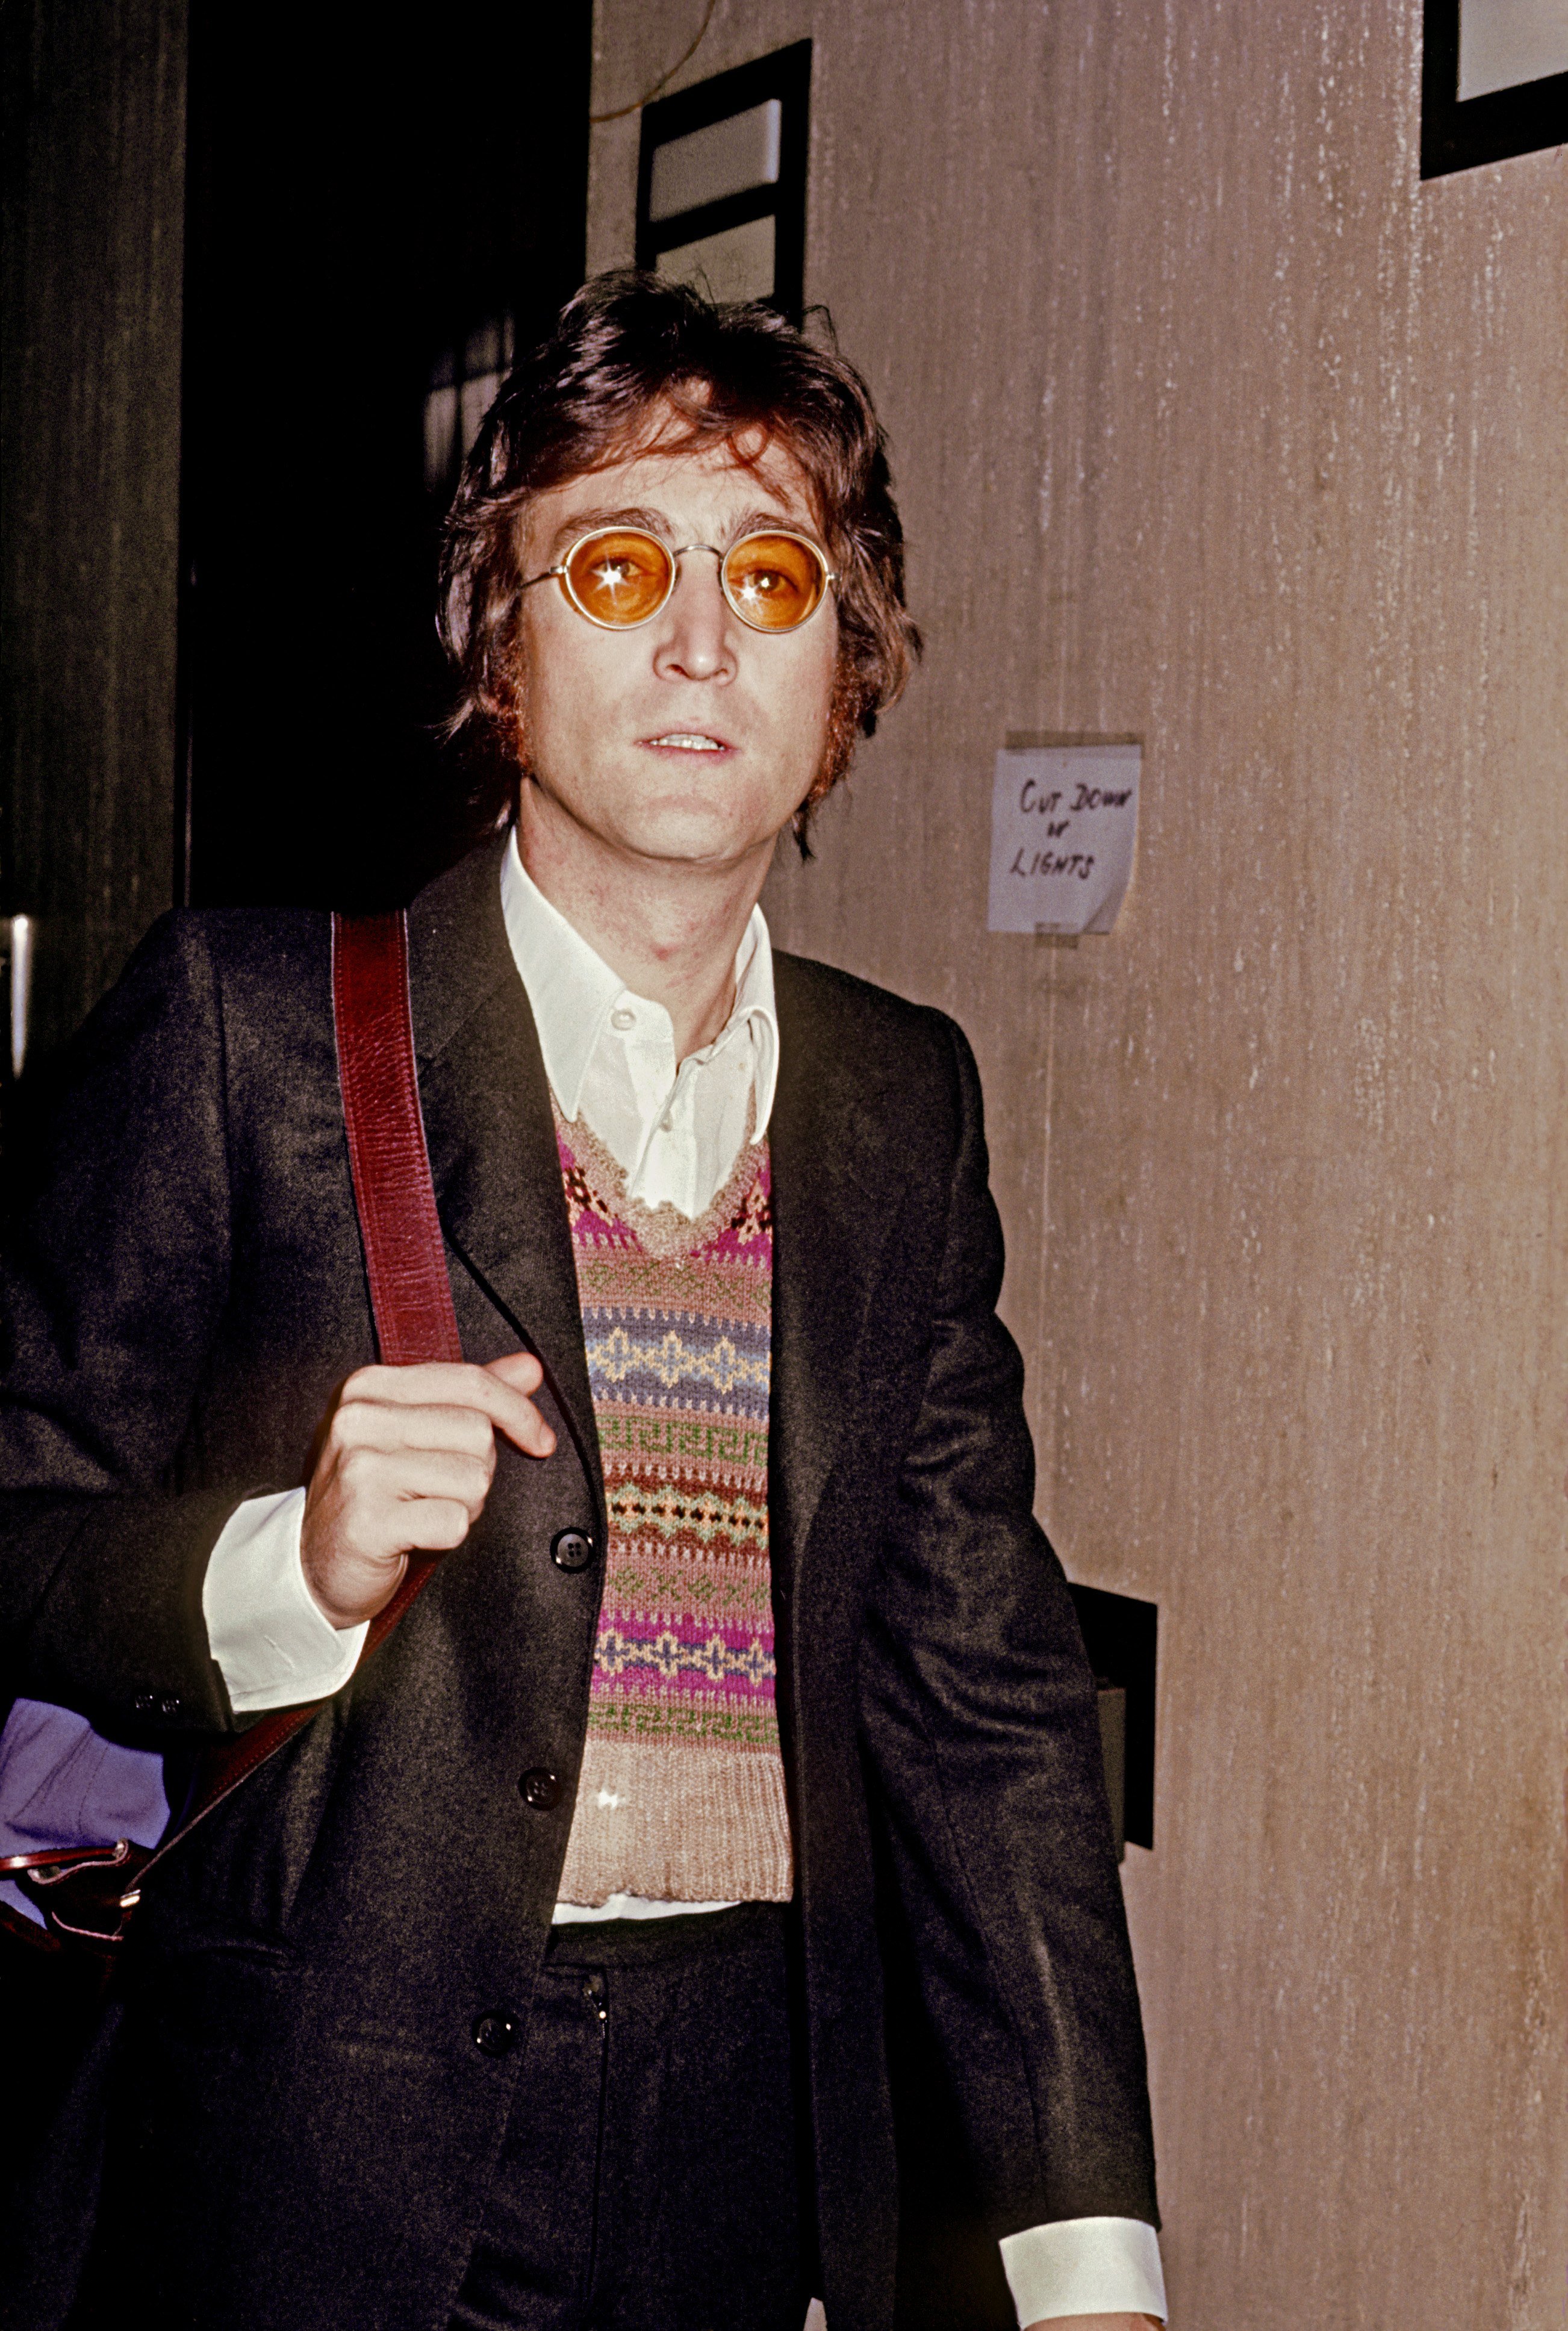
xmin=549 ymin=1092 xmax=767 ymax=1266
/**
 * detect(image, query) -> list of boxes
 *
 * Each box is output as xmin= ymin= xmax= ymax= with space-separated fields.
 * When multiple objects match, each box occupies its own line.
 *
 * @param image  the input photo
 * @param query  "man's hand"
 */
xmin=301 ymin=1353 xmax=556 ymax=1628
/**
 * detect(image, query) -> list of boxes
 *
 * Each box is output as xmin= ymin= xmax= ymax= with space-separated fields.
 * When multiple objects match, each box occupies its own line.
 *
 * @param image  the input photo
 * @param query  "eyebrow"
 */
xmin=547 ymin=502 xmax=824 ymax=561
xmin=723 ymin=505 xmax=824 ymax=549
xmin=547 ymin=506 xmax=667 ymax=558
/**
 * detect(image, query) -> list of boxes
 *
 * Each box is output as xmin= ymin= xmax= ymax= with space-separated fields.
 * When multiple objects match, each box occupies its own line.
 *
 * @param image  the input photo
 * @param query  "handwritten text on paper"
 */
xmin=988 ymin=742 xmax=1141 ymax=935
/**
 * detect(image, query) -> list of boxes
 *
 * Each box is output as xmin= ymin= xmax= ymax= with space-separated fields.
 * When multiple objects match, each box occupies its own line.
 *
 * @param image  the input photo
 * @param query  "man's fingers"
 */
xmin=333 ymin=1399 xmax=497 ymax=1460
xmin=336 ymin=1444 xmax=494 ymax=1519
xmin=483 ymin=1351 xmax=556 ymax=1458
xmin=485 ymin=1350 xmax=544 ymax=1396
xmin=337 ymin=1358 xmax=555 ymax=1459
xmin=387 ymin=1497 xmax=473 ymax=1555
xmin=343 ymin=1361 xmax=520 ymax=1410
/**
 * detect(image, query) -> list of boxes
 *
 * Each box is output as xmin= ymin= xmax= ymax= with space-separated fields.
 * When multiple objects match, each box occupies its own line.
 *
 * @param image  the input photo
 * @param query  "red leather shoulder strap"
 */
xmin=333 ymin=909 xmax=464 ymax=1661
xmin=332 ymin=909 xmax=462 ymax=1368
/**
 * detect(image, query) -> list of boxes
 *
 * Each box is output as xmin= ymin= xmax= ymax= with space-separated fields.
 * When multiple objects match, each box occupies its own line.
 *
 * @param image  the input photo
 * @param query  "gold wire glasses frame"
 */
xmin=519 ymin=524 xmax=838 ymax=634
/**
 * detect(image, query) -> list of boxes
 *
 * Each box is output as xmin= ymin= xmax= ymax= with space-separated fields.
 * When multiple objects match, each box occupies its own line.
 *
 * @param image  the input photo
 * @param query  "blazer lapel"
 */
xmin=405 ymin=838 xmax=605 ymax=1524
xmin=768 ymin=955 xmax=912 ymax=1599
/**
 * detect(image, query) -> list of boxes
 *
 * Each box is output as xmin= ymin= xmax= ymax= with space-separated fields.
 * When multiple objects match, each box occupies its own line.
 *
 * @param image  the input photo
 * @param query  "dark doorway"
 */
xmin=179 ymin=3 xmax=592 ymax=913
xmin=1066 ymin=1583 xmax=1157 ymax=1850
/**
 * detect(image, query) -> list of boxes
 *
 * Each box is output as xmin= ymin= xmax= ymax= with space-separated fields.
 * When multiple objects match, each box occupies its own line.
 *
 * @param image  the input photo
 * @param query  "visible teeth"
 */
xmin=650 ymin=733 xmax=723 ymax=750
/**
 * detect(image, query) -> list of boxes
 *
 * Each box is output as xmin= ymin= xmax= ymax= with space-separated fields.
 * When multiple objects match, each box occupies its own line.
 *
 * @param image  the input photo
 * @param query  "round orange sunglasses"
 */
xmin=520 ymin=524 xmax=837 ymax=633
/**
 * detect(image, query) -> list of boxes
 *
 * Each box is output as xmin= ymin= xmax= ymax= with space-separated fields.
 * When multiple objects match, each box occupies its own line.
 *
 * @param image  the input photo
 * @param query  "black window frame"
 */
xmin=634 ymin=40 xmax=812 ymax=322
xmin=1422 ymin=0 xmax=1568 ymax=177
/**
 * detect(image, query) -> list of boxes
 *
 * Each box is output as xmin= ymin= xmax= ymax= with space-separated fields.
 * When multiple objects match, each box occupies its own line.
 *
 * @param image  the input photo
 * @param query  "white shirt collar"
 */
xmin=499 ymin=827 xmax=779 ymax=1141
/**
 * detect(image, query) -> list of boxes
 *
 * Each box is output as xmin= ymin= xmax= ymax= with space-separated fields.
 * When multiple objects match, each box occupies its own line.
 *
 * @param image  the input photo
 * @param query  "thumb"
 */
xmin=484 ymin=1349 xmax=555 ymax=1460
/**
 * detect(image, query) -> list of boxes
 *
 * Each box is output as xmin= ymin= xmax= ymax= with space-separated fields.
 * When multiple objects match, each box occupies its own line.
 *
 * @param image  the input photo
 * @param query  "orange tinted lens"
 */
xmin=563 ymin=529 xmax=673 ymax=626
xmin=722 ymin=533 xmax=827 ymax=630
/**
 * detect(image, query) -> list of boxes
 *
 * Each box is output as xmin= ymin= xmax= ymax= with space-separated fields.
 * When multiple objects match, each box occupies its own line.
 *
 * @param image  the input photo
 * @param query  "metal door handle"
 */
xmin=1 ymin=915 xmax=35 ymax=1080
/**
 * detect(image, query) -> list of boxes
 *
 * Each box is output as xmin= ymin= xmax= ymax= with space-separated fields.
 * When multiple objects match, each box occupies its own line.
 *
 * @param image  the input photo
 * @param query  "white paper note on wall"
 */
xmin=988 ymin=741 xmax=1141 ymax=935
xmin=1458 ymin=0 xmax=1568 ymax=101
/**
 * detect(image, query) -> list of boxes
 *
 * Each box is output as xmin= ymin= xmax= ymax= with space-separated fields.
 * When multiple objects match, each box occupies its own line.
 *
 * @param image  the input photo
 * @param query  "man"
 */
xmin=1 ymin=275 xmax=1163 ymax=2330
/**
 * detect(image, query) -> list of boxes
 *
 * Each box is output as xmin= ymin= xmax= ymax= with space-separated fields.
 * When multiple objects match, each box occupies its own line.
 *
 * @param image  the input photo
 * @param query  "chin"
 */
xmin=618 ymin=810 xmax=765 ymax=865
xmin=631 ymin=832 xmax=757 ymax=868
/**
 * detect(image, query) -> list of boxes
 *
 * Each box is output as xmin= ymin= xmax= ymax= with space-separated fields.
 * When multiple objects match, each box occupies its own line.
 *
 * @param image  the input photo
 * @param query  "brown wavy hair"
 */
xmin=438 ymin=270 xmax=921 ymax=847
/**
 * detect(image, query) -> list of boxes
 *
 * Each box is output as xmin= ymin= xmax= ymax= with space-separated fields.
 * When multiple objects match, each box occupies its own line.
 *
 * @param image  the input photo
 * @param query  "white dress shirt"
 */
xmin=501 ymin=831 xmax=777 ymax=1219
xmin=198 ymin=830 xmax=1166 ymax=2327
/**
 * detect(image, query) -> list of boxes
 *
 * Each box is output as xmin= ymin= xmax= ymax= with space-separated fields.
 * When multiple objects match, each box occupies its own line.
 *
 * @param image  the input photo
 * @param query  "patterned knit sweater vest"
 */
xmin=553 ymin=1102 xmax=793 ymax=1906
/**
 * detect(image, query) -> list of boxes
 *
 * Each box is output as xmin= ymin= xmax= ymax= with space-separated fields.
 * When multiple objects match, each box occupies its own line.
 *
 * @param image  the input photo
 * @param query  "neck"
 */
xmin=515 ymin=787 xmax=774 ymax=1060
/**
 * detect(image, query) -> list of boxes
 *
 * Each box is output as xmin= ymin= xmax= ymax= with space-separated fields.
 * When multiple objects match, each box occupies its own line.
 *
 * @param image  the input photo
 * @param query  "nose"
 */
xmin=650 ymin=546 xmax=737 ymax=684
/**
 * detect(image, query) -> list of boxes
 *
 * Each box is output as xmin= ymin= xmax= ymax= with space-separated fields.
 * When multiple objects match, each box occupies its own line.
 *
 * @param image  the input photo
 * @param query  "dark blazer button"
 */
xmin=158 ymin=1692 xmax=182 ymax=1719
xmin=132 ymin=1692 xmax=157 ymax=1716
xmin=519 ymin=1767 xmax=562 ymax=1810
xmin=470 ymin=2010 xmax=517 ymax=2059
xmin=550 ymin=1528 xmax=595 ymax=1573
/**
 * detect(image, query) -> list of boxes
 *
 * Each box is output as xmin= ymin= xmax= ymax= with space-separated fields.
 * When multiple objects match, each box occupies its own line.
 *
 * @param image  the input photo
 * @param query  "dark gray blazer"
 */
xmin=0 ymin=837 xmax=1156 ymax=2330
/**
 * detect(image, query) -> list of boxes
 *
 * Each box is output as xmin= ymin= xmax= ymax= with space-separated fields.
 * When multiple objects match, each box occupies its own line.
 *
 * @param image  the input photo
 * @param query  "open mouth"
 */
xmin=642 ymin=732 xmax=730 ymax=753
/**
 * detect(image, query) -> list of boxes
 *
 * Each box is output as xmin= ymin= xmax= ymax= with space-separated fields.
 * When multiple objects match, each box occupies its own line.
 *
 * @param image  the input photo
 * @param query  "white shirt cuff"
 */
xmin=1000 ymin=2216 xmax=1166 ymax=2324
xmin=201 ymin=1489 xmax=368 ymax=1714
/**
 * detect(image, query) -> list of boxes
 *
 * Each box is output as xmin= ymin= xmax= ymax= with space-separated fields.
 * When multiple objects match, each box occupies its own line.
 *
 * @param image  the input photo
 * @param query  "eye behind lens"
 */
xmin=564 ymin=528 xmax=674 ymax=627
xmin=723 ymin=532 xmax=827 ymax=630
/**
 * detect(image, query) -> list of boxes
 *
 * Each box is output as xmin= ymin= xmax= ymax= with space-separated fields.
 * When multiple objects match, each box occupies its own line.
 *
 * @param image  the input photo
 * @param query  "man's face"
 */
xmin=512 ymin=430 xmax=839 ymax=877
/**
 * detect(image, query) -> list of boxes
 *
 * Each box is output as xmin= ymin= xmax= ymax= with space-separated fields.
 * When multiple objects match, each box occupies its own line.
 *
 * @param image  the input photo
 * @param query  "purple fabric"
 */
xmin=0 ymin=1696 xmax=168 ymax=1928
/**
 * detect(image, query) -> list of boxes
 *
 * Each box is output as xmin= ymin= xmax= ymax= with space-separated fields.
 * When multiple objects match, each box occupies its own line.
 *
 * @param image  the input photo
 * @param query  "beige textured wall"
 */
xmin=590 ymin=5 xmax=1567 ymax=2326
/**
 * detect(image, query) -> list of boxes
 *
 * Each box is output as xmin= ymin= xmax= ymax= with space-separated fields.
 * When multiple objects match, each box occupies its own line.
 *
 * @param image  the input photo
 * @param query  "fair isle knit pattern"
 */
xmin=553 ymin=1101 xmax=793 ymax=1907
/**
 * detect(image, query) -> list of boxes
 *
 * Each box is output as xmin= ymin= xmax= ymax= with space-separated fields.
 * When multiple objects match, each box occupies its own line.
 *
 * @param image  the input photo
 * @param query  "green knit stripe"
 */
xmin=584 ymin=1691 xmax=783 ymax=1753
xmin=596 ymin=1410 xmax=770 ymax=1474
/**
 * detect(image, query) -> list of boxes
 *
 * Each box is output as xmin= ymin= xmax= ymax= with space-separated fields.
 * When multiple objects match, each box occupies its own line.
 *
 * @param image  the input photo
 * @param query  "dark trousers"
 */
xmin=450 ymin=1903 xmax=811 ymax=2331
